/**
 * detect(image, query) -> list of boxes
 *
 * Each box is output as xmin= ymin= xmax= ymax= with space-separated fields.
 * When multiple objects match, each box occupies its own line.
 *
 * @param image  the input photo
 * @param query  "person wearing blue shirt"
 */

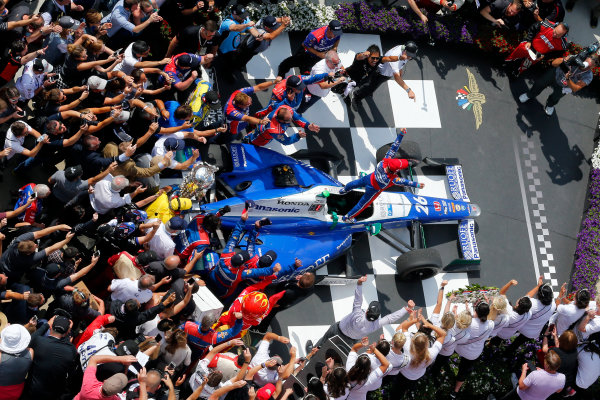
xmin=217 ymin=4 xmax=259 ymax=79
xmin=277 ymin=20 xmax=342 ymax=77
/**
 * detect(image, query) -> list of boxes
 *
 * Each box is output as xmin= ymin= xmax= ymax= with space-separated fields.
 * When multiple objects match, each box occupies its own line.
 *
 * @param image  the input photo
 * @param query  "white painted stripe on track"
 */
xmin=513 ymin=137 xmax=541 ymax=281
xmin=287 ymin=325 xmax=331 ymax=358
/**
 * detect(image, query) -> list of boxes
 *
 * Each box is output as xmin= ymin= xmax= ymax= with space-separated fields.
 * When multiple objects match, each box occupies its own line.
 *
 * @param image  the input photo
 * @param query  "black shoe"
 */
xmin=218 ymin=205 xmax=231 ymax=216
xmin=258 ymin=218 xmax=271 ymax=227
xmin=351 ymin=94 xmax=360 ymax=112
xmin=565 ymin=0 xmax=575 ymax=10
xmin=343 ymin=92 xmax=352 ymax=107
xmin=591 ymin=11 xmax=598 ymax=28
xmin=305 ymin=340 xmax=314 ymax=354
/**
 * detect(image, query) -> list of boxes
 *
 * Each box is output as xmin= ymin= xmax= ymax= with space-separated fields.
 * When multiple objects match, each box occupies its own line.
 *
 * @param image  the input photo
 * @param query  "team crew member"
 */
xmin=277 ymin=20 xmax=343 ymax=77
xmin=161 ymin=53 xmax=212 ymax=95
xmin=217 ymin=4 xmax=259 ymax=77
xmin=351 ymin=42 xmax=418 ymax=110
xmin=182 ymin=312 xmax=244 ymax=358
xmin=174 ymin=210 xmax=226 ymax=261
xmin=167 ymin=20 xmax=220 ymax=58
xmin=207 ymin=211 xmax=281 ymax=299
xmin=255 ymin=73 xmax=330 ymax=118
xmin=244 ymin=105 xmax=320 ymax=147
xmin=504 ymin=20 xmax=569 ymax=77
xmin=308 ymin=275 xmax=413 ymax=351
xmin=224 ymin=80 xmax=279 ymax=141
xmin=339 ymin=129 xmax=424 ymax=223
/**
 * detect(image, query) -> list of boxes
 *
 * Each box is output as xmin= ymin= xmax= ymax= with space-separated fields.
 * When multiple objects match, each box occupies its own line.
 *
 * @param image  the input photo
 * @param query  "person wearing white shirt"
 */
xmin=507 ymin=277 xmax=556 ymax=354
xmin=351 ymin=42 xmax=418 ymax=110
xmin=249 ymin=332 xmax=290 ymax=387
xmin=77 ymin=328 xmax=118 ymax=368
xmin=324 ymin=366 xmax=350 ymax=400
xmin=112 ymin=41 xmax=169 ymax=76
xmin=145 ymin=217 xmax=186 ymax=259
xmin=489 ymin=295 xmax=509 ymax=337
xmin=345 ymin=338 xmax=390 ymax=400
xmin=108 ymin=275 xmax=154 ymax=304
xmin=89 ymin=175 xmax=145 ymax=214
xmin=3 ymin=121 xmax=46 ymax=161
xmin=189 ymin=339 xmax=248 ymax=394
xmin=451 ymin=302 xmax=495 ymax=399
xmin=575 ymin=305 xmax=600 ymax=389
xmin=489 ymin=281 xmax=532 ymax=344
xmin=15 ymin=58 xmax=54 ymax=101
xmin=551 ymin=286 xmax=591 ymax=336
xmin=298 ymin=50 xmax=347 ymax=114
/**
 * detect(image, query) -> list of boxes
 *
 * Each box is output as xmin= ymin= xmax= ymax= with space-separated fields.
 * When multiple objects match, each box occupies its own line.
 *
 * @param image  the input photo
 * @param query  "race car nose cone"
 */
xmin=468 ymin=203 xmax=481 ymax=218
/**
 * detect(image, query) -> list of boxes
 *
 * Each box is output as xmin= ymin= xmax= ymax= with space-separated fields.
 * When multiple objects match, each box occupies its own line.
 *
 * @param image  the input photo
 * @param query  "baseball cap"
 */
xmin=101 ymin=373 xmax=128 ymax=396
xmin=32 ymin=58 xmax=53 ymax=74
xmin=366 ymin=301 xmax=381 ymax=321
xmin=52 ymin=315 xmax=71 ymax=334
xmin=230 ymin=250 xmax=250 ymax=267
xmin=113 ymin=110 xmax=131 ymax=124
xmin=257 ymin=383 xmax=276 ymax=400
xmin=177 ymin=54 xmax=200 ymax=69
xmin=164 ymin=137 xmax=185 ymax=151
xmin=88 ymin=75 xmax=107 ymax=91
xmin=203 ymin=90 xmax=221 ymax=109
xmin=404 ymin=41 xmax=418 ymax=58
xmin=286 ymin=75 xmax=305 ymax=91
xmin=258 ymin=250 xmax=277 ymax=267
xmin=166 ymin=216 xmax=186 ymax=231
xmin=45 ymin=263 xmax=62 ymax=278
xmin=114 ymin=339 xmax=139 ymax=356
xmin=58 ymin=16 xmax=80 ymax=30
xmin=328 ymin=20 xmax=342 ymax=36
xmin=0 ymin=324 xmax=31 ymax=354
xmin=64 ymin=165 xmax=83 ymax=181
xmin=263 ymin=15 xmax=280 ymax=30
xmin=231 ymin=4 xmax=249 ymax=18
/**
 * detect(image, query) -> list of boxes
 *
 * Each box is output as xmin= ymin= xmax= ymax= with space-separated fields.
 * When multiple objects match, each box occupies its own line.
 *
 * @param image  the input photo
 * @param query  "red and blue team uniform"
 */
xmin=14 ymin=184 xmax=41 ymax=224
xmin=255 ymin=73 xmax=329 ymax=118
xmin=343 ymin=130 xmax=420 ymax=219
xmin=181 ymin=318 xmax=243 ymax=357
xmin=303 ymin=26 xmax=340 ymax=59
xmin=174 ymin=214 xmax=212 ymax=261
xmin=160 ymin=53 xmax=203 ymax=85
xmin=215 ymin=278 xmax=285 ymax=337
xmin=243 ymin=232 xmax=296 ymax=284
xmin=224 ymin=86 xmax=254 ymax=139
xmin=245 ymin=105 xmax=309 ymax=147
xmin=505 ymin=20 xmax=568 ymax=64
xmin=208 ymin=218 xmax=279 ymax=299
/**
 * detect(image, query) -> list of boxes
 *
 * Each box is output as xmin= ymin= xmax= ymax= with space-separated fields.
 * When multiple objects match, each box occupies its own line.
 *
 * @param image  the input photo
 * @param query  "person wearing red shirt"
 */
xmin=244 ymin=105 xmax=319 ymax=147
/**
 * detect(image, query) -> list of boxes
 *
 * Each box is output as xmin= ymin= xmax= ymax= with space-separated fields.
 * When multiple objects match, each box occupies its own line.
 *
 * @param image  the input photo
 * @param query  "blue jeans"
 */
xmin=343 ymin=174 xmax=382 ymax=218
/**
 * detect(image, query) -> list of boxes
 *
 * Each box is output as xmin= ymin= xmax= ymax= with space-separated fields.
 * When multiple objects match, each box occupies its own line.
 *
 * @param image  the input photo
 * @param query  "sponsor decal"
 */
xmin=387 ymin=204 xmax=393 ymax=216
xmin=254 ymin=204 xmax=300 ymax=213
xmin=458 ymin=219 xmax=480 ymax=260
xmin=434 ymin=201 xmax=441 ymax=212
xmin=336 ymin=235 xmax=352 ymax=251
xmin=451 ymin=203 xmax=455 ymax=212
xmin=277 ymin=199 xmax=310 ymax=206
xmin=446 ymin=165 xmax=471 ymax=203
xmin=230 ymin=145 xmax=247 ymax=168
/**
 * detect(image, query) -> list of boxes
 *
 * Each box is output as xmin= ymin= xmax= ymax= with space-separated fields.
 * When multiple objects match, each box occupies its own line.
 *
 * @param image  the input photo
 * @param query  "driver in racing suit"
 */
xmin=340 ymin=129 xmax=424 ymax=222
xmin=207 ymin=210 xmax=282 ymax=299
xmin=243 ymin=105 xmax=320 ymax=147
xmin=214 ymin=276 xmax=285 ymax=338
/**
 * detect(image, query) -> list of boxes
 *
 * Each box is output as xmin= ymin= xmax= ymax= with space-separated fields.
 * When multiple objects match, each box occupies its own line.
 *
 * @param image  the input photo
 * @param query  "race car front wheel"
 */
xmin=396 ymin=248 xmax=442 ymax=281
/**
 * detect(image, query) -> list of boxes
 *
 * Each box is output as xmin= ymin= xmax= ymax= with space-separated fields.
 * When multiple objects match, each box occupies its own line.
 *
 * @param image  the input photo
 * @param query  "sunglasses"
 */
xmin=370 ymin=56 xmax=381 ymax=61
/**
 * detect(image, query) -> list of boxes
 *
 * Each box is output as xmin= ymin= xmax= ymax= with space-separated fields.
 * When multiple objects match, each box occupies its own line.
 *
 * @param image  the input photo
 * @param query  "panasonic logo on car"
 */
xmin=458 ymin=220 xmax=480 ymax=260
xmin=254 ymin=205 xmax=300 ymax=213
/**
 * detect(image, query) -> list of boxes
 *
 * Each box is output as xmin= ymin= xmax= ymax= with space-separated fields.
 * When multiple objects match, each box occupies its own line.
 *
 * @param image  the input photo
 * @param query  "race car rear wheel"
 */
xmin=376 ymin=141 xmax=422 ymax=164
xmin=396 ymin=248 xmax=442 ymax=280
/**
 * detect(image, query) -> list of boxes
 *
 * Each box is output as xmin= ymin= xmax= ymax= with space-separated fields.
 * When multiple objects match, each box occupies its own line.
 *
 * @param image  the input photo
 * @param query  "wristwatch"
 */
xmin=405 ymin=87 xmax=411 ymax=93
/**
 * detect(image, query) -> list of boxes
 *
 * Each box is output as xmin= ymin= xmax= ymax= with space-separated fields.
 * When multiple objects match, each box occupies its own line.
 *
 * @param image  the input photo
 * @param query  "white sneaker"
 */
xmin=519 ymin=93 xmax=530 ymax=103
xmin=545 ymin=106 xmax=555 ymax=115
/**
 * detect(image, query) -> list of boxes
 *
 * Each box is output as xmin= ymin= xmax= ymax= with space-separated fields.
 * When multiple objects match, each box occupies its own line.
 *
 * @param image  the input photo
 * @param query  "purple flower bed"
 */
xmin=572 ymin=168 xmax=600 ymax=298
xmin=334 ymin=1 xmax=476 ymax=44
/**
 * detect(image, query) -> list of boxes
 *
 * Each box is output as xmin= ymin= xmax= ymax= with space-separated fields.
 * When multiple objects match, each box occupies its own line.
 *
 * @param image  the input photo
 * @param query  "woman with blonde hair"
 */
xmin=160 ymin=328 xmax=191 ymax=371
xmin=488 ymin=294 xmax=509 ymax=337
xmin=429 ymin=281 xmax=473 ymax=377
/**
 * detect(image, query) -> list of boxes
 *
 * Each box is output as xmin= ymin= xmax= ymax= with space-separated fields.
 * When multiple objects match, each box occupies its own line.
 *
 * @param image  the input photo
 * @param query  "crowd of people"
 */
xmin=0 ymin=0 xmax=597 ymax=399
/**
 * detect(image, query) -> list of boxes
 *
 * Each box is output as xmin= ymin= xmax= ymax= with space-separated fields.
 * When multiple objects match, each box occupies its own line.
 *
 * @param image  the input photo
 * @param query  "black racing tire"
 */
xmin=396 ymin=248 xmax=442 ymax=281
xmin=376 ymin=141 xmax=422 ymax=164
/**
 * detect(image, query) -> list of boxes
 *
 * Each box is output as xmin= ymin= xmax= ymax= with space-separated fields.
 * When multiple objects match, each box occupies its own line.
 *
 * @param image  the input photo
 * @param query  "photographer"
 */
xmin=297 ymin=50 xmax=346 ymax=114
xmin=519 ymin=53 xmax=598 ymax=116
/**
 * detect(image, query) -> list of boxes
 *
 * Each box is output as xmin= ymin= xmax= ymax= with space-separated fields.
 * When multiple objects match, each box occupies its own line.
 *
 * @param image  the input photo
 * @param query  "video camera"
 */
xmin=561 ymin=42 xmax=599 ymax=72
xmin=326 ymin=69 xmax=347 ymax=83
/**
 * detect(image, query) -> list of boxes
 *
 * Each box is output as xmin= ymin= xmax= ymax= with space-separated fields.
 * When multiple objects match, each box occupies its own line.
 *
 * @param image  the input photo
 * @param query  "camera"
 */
xmin=81 ymin=118 xmax=99 ymax=126
xmin=44 ymin=75 xmax=57 ymax=83
xmin=326 ymin=69 xmax=347 ymax=83
xmin=562 ymin=42 xmax=599 ymax=71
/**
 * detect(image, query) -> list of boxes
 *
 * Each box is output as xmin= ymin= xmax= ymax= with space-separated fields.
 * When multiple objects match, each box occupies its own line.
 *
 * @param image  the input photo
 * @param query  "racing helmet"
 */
xmin=241 ymin=291 xmax=270 ymax=319
xmin=124 ymin=209 xmax=148 ymax=223
xmin=170 ymin=197 xmax=193 ymax=211
xmin=115 ymin=222 xmax=136 ymax=239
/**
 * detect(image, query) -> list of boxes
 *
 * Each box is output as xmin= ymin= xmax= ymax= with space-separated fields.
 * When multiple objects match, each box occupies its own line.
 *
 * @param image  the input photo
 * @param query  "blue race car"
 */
xmin=191 ymin=139 xmax=481 ymax=281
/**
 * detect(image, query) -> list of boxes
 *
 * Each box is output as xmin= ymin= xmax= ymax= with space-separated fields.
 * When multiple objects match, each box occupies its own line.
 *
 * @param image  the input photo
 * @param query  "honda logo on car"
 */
xmin=434 ymin=201 xmax=441 ymax=212
xmin=277 ymin=199 xmax=310 ymax=206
